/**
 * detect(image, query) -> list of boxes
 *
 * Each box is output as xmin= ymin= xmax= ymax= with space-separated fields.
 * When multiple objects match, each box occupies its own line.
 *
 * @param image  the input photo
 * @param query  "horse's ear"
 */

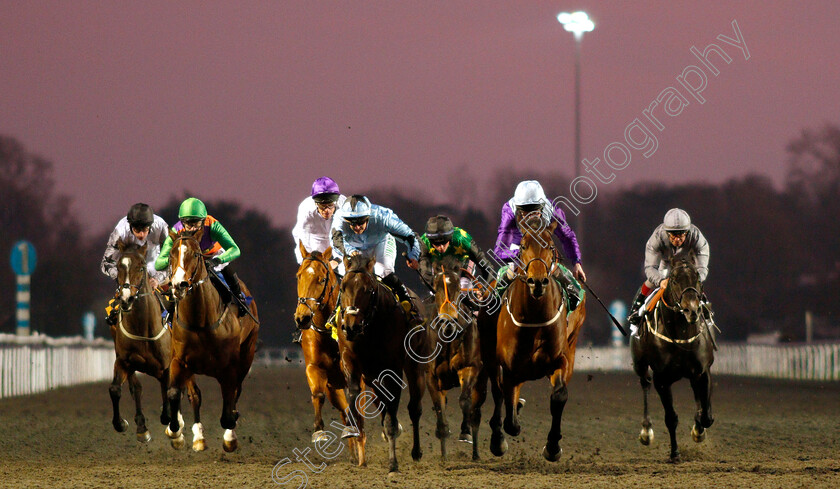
xmin=169 ymin=229 xmax=178 ymax=240
xmin=116 ymin=238 xmax=126 ymax=252
xmin=138 ymin=243 xmax=148 ymax=256
xmin=343 ymin=255 xmax=350 ymax=270
xmin=548 ymin=220 xmax=558 ymax=233
xmin=323 ymin=246 xmax=332 ymax=261
xmin=299 ymin=240 xmax=309 ymax=259
xmin=366 ymin=255 xmax=376 ymax=273
xmin=193 ymin=226 xmax=204 ymax=242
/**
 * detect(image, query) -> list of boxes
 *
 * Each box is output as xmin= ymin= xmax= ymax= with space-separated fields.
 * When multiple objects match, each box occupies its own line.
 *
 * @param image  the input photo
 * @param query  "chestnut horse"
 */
xmin=165 ymin=228 xmax=259 ymax=452
xmin=425 ymin=254 xmax=484 ymax=460
xmin=631 ymin=257 xmax=715 ymax=463
xmin=108 ymin=241 xmax=199 ymax=444
xmin=294 ymin=242 xmax=357 ymax=453
xmin=490 ymin=220 xmax=586 ymax=461
xmin=337 ymin=254 xmax=426 ymax=474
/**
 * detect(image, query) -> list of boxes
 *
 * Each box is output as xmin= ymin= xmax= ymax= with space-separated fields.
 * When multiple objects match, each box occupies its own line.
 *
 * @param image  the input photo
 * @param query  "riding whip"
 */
xmin=579 ymin=280 xmax=628 ymax=337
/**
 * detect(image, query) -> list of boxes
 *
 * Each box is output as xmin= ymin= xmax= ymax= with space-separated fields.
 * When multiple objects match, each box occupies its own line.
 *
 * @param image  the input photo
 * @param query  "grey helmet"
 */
xmin=663 ymin=208 xmax=691 ymax=232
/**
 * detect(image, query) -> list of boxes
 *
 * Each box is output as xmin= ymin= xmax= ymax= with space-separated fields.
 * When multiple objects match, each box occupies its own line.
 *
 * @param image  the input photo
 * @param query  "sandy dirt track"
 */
xmin=1 ymin=364 xmax=838 ymax=488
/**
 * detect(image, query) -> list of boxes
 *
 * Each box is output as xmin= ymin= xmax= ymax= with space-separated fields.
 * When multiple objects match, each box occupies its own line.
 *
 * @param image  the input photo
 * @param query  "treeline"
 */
xmin=1 ymin=125 xmax=838 ymax=346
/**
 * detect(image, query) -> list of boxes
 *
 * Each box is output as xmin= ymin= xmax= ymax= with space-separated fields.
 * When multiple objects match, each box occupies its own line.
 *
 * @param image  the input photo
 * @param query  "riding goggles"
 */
xmin=344 ymin=216 xmax=369 ymax=226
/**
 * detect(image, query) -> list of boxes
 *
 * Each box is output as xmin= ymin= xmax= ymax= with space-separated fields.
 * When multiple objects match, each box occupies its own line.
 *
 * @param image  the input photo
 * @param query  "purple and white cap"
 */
xmin=311 ymin=176 xmax=340 ymax=203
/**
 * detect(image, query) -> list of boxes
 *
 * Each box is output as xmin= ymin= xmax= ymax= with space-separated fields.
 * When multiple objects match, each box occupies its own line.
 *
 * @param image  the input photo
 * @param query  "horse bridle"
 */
xmin=298 ymin=254 xmax=337 ymax=313
xmin=661 ymin=262 xmax=702 ymax=315
xmin=117 ymin=259 xmax=155 ymax=311
xmin=341 ymin=267 xmax=380 ymax=336
xmin=170 ymin=235 xmax=210 ymax=297
xmin=515 ymin=244 xmax=559 ymax=281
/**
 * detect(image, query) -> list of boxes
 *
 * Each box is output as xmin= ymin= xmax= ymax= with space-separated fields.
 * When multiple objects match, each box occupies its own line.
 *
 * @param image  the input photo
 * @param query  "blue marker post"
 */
xmin=10 ymin=240 xmax=37 ymax=336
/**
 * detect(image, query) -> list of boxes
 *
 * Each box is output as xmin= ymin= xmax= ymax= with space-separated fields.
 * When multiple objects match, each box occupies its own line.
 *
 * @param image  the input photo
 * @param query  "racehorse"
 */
xmin=425 ymin=254 xmax=483 ymax=460
xmin=631 ymin=257 xmax=715 ymax=463
xmin=490 ymin=219 xmax=586 ymax=461
xmin=164 ymin=228 xmax=260 ymax=452
xmin=337 ymin=254 xmax=425 ymax=474
xmin=108 ymin=240 xmax=199 ymax=445
xmin=294 ymin=242 xmax=357 ymax=455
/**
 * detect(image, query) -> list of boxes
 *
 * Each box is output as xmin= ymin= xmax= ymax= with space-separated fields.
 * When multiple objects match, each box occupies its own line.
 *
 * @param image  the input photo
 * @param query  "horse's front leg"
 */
xmin=127 ymin=372 xmax=150 ymax=443
xmin=488 ymin=365 xmax=507 ymax=457
xmin=158 ymin=368 xmax=172 ymax=427
xmin=458 ymin=366 xmax=480 ymax=446
xmin=638 ymin=367 xmax=654 ymax=445
xmin=469 ymin=368 xmax=488 ymax=461
xmin=404 ymin=361 xmax=425 ymax=462
xmin=543 ymin=368 xmax=568 ymax=461
xmin=427 ymin=373 xmax=449 ymax=460
xmin=502 ymin=370 xmax=521 ymax=437
xmin=219 ymin=371 xmax=240 ymax=452
xmin=305 ymin=363 xmax=329 ymax=443
xmin=653 ymin=375 xmax=680 ymax=463
xmin=344 ymin=374 xmax=366 ymax=466
xmin=166 ymin=360 xmax=188 ymax=449
xmin=690 ymin=370 xmax=714 ymax=442
xmin=381 ymin=393 xmax=402 ymax=474
xmin=185 ymin=377 xmax=205 ymax=451
xmin=109 ymin=361 xmax=130 ymax=433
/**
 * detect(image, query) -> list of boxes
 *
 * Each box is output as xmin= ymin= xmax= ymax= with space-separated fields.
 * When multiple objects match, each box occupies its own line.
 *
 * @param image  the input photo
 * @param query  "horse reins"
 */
xmin=341 ymin=267 xmax=380 ymax=335
xmin=169 ymin=235 xmax=227 ymax=332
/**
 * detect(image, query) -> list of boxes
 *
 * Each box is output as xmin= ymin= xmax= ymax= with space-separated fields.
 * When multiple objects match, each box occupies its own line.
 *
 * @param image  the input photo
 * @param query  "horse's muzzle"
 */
xmin=295 ymin=313 xmax=312 ymax=329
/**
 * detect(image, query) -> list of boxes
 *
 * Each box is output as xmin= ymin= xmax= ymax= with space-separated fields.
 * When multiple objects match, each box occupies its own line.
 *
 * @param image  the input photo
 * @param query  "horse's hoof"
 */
xmin=223 ymin=429 xmax=238 ymax=452
xmin=458 ymin=433 xmax=473 ymax=444
xmin=490 ymin=433 xmax=508 ymax=457
xmin=170 ymin=433 xmax=185 ymax=450
xmin=193 ymin=439 xmax=206 ymax=451
xmin=312 ymin=430 xmax=330 ymax=443
xmin=136 ymin=431 xmax=151 ymax=443
xmin=114 ymin=418 xmax=129 ymax=433
xmin=542 ymin=444 xmax=562 ymax=462
xmin=503 ymin=420 xmax=520 ymax=437
xmin=341 ymin=426 xmax=360 ymax=439
xmin=668 ymin=453 xmax=681 ymax=464
xmin=388 ymin=469 xmax=399 ymax=477
xmin=517 ymin=398 xmax=526 ymax=413
xmin=691 ymin=425 xmax=706 ymax=443
xmin=639 ymin=427 xmax=654 ymax=446
xmin=411 ymin=447 xmax=423 ymax=461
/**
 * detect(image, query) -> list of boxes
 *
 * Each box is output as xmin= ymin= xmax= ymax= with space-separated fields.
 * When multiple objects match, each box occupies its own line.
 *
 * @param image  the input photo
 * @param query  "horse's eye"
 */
xmin=320 ymin=278 xmax=327 ymax=284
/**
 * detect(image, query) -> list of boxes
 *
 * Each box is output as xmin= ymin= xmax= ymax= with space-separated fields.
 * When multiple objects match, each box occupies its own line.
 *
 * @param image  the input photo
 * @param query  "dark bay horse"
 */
xmin=631 ymin=257 xmax=715 ymax=463
xmin=425 ymin=255 xmax=484 ymax=460
xmin=108 ymin=241 xmax=199 ymax=444
xmin=337 ymin=254 xmax=425 ymax=474
xmin=295 ymin=242 xmax=357 ymax=454
xmin=490 ymin=221 xmax=586 ymax=461
xmin=165 ymin=228 xmax=260 ymax=452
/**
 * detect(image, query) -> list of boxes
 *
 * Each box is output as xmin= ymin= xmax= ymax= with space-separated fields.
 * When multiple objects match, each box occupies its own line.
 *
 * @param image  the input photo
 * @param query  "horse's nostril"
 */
xmin=526 ymin=278 xmax=535 ymax=286
xmin=178 ymin=282 xmax=188 ymax=289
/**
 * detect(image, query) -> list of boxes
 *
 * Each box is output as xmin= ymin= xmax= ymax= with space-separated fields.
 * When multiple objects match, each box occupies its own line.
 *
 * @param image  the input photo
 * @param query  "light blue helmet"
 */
xmin=341 ymin=195 xmax=372 ymax=222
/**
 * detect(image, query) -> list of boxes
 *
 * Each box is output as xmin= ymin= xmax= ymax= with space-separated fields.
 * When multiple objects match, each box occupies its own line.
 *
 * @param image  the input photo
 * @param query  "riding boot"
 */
xmin=382 ymin=273 xmax=422 ymax=326
xmin=105 ymin=297 xmax=120 ymax=327
xmin=495 ymin=265 xmax=513 ymax=297
xmin=553 ymin=264 xmax=581 ymax=312
xmin=627 ymin=286 xmax=646 ymax=328
xmin=226 ymin=272 xmax=248 ymax=317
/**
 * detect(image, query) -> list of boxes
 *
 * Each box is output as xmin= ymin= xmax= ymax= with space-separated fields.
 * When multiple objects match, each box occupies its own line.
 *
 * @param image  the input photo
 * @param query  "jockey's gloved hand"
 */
xmin=206 ymin=257 xmax=222 ymax=269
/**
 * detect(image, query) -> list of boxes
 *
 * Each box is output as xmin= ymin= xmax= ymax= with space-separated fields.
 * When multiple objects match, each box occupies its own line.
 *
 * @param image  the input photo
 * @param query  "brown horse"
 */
xmin=337 ymin=254 xmax=425 ymax=474
xmin=294 ymin=242 xmax=357 ymax=452
xmin=165 ymin=228 xmax=259 ymax=452
xmin=631 ymin=257 xmax=715 ymax=463
xmin=108 ymin=240 xmax=200 ymax=444
xmin=490 ymin=220 xmax=586 ymax=461
xmin=425 ymin=254 xmax=484 ymax=460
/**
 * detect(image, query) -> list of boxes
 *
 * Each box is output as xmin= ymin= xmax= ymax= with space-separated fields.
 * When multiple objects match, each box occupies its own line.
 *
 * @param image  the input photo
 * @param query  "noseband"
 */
xmin=170 ymin=235 xmax=210 ymax=297
xmin=117 ymin=259 xmax=154 ymax=311
xmin=297 ymin=255 xmax=337 ymax=314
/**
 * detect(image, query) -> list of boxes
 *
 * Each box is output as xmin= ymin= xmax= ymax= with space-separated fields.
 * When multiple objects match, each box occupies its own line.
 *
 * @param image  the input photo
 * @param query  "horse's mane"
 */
xmin=669 ymin=257 xmax=699 ymax=284
xmin=437 ymin=254 xmax=463 ymax=275
xmin=346 ymin=254 xmax=370 ymax=272
xmin=305 ymin=251 xmax=326 ymax=262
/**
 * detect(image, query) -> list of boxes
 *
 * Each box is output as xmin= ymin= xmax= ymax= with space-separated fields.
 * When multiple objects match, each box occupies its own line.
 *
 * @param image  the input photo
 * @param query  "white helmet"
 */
xmin=663 ymin=208 xmax=691 ymax=232
xmin=340 ymin=195 xmax=372 ymax=221
xmin=511 ymin=180 xmax=548 ymax=207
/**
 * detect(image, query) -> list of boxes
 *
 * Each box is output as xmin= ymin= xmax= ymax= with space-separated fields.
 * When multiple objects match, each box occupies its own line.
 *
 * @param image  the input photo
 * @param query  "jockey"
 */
xmin=154 ymin=197 xmax=248 ymax=317
xmin=419 ymin=215 xmax=494 ymax=307
xmin=331 ymin=195 xmax=423 ymax=325
xmin=492 ymin=180 xmax=586 ymax=310
xmin=101 ymin=203 xmax=169 ymax=325
xmin=292 ymin=176 xmax=346 ymax=270
xmin=626 ymin=208 xmax=710 ymax=330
